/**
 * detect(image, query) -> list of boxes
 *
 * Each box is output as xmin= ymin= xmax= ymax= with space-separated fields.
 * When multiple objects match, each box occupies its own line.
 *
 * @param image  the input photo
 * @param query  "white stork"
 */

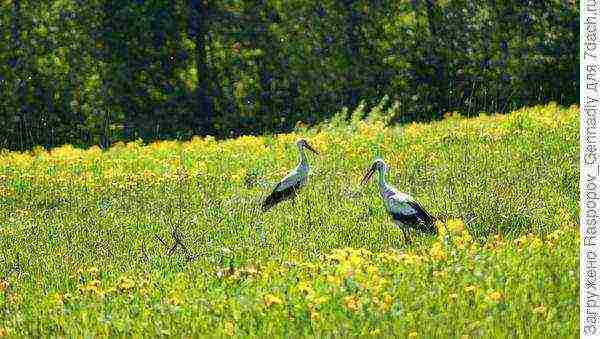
xmin=262 ymin=139 xmax=319 ymax=211
xmin=361 ymin=158 xmax=437 ymax=242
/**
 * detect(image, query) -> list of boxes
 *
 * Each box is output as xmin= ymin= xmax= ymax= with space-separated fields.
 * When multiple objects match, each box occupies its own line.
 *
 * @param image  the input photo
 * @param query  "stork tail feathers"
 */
xmin=415 ymin=219 xmax=437 ymax=235
xmin=261 ymin=183 xmax=300 ymax=212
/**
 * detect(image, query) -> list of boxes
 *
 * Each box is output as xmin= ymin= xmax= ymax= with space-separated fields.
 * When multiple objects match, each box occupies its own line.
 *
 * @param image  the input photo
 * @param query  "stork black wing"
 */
xmin=261 ymin=181 xmax=303 ymax=212
xmin=390 ymin=201 xmax=437 ymax=235
xmin=406 ymin=200 xmax=437 ymax=234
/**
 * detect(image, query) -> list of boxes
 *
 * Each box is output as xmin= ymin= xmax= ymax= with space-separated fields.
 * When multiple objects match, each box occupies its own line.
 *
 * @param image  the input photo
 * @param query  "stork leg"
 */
xmin=402 ymin=228 xmax=412 ymax=244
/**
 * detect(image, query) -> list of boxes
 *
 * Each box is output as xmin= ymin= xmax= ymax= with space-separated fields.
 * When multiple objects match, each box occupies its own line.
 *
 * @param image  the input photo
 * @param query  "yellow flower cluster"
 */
xmin=429 ymin=242 xmax=447 ymax=261
xmin=357 ymin=121 xmax=386 ymax=140
xmin=264 ymin=294 xmax=283 ymax=307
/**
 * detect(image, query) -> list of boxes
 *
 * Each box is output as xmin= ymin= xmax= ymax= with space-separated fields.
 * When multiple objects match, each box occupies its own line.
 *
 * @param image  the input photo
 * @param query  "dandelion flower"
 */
xmin=436 ymin=221 xmax=447 ymax=236
xmin=446 ymin=219 xmax=465 ymax=235
xmin=310 ymin=310 xmax=320 ymax=321
xmin=344 ymin=295 xmax=361 ymax=312
xmin=464 ymin=285 xmax=477 ymax=294
xmin=225 ymin=321 xmax=235 ymax=336
xmin=310 ymin=295 xmax=329 ymax=306
xmin=166 ymin=296 xmax=182 ymax=306
xmin=381 ymin=293 xmax=393 ymax=310
xmin=264 ymin=294 xmax=283 ymax=307
xmin=430 ymin=242 xmax=447 ymax=261
xmin=533 ymin=304 xmax=546 ymax=314
xmin=327 ymin=275 xmax=342 ymax=286
xmin=487 ymin=291 xmax=502 ymax=302
xmin=118 ymin=276 xmax=135 ymax=291
xmin=80 ymin=280 xmax=103 ymax=295
xmin=87 ymin=266 xmax=99 ymax=276
xmin=297 ymin=281 xmax=313 ymax=295
xmin=49 ymin=292 xmax=64 ymax=306
xmin=433 ymin=270 xmax=448 ymax=278
xmin=408 ymin=332 xmax=418 ymax=338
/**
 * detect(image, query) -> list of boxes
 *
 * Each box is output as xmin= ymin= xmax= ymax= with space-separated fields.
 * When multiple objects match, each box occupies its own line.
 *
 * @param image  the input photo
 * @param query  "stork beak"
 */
xmin=360 ymin=164 xmax=376 ymax=185
xmin=304 ymin=142 xmax=319 ymax=155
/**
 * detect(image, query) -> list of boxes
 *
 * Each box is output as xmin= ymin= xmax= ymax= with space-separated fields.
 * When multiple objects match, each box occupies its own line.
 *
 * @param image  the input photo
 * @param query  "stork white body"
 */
xmin=262 ymin=139 xmax=318 ymax=211
xmin=362 ymin=158 xmax=436 ymax=241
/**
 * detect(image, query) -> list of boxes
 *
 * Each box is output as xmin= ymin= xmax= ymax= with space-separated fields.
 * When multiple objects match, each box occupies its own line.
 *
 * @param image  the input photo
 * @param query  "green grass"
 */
xmin=0 ymin=103 xmax=579 ymax=337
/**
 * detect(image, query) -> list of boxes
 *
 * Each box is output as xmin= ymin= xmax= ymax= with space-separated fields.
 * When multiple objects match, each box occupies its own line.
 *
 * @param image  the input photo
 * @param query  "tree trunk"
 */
xmin=244 ymin=0 xmax=278 ymax=130
xmin=341 ymin=0 xmax=361 ymax=108
xmin=189 ymin=0 xmax=214 ymax=135
xmin=424 ymin=0 xmax=448 ymax=116
xmin=11 ymin=0 xmax=27 ymax=149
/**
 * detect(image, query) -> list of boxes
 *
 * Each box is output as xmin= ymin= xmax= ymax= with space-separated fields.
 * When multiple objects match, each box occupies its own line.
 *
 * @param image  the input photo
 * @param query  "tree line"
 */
xmin=0 ymin=0 xmax=578 ymax=150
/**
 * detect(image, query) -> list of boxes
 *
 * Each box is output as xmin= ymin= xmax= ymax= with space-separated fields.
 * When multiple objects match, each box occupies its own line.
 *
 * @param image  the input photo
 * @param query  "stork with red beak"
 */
xmin=361 ymin=158 xmax=437 ymax=242
xmin=262 ymin=139 xmax=319 ymax=211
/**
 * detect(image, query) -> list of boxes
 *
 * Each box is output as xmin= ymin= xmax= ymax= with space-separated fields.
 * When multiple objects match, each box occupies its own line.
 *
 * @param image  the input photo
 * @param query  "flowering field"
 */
xmin=0 ymin=103 xmax=579 ymax=337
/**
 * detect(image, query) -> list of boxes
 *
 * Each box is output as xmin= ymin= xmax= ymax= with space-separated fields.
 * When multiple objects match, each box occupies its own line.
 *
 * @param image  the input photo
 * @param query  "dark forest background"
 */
xmin=0 ymin=0 xmax=578 ymax=150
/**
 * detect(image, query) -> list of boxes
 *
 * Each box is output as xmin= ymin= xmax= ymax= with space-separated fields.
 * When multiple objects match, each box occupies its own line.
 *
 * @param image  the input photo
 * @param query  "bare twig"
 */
xmin=155 ymin=234 xmax=168 ymax=247
xmin=141 ymin=241 xmax=150 ymax=263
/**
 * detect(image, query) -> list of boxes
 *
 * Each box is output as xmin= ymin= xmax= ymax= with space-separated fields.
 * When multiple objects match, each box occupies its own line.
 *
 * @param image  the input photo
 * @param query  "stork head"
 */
xmin=361 ymin=158 xmax=388 ymax=185
xmin=297 ymin=139 xmax=319 ymax=154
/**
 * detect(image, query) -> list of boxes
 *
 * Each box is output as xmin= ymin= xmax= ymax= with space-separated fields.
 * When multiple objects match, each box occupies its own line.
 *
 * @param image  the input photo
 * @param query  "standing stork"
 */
xmin=361 ymin=158 xmax=437 ymax=242
xmin=262 ymin=139 xmax=319 ymax=211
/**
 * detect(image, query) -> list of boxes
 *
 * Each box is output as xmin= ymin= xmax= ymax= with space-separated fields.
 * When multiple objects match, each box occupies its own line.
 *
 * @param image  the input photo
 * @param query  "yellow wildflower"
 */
xmin=297 ymin=281 xmax=313 ymax=295
xmin=548 ymin=229 xmax=563 ymax=242
xmin=404 ymin=123 xmax=423 ymax=138
xmin=433 ymin=270 xmax=448 ymax=278
xmin=8 ymin=294 xmax=19 ymax=304
xmin=310 ymin=310 xmax=320 ymax=321
xmin=243 ymin=265 xmax=259 ymax=276
xmin=370 ymin=329 xmax=381 ymax=335
xmin=515 ymin=234 xmax=530 ymax=248
xmin=464 ymin=285 xmax=477 ymax=294
xmin=530 ymin=237 xmax=543 ymax=249
xmin=408 ymin=332 xmax=418 ymax=338
xmin=49 ymin=292 xmax=64 ymax=306
xmin=310 ymin=295 xmax=329 ymax=306
xmin=224 ymin=321 xmax=235 ymax=336
xmin=377 ymin=251 xmax=401 ymax=263
xmin=87 ymin=266 xmax=99 ymax=276
xmin=166 ymin=296 xmax=182 ymax=306
xmin=264 ymin=294 xmax=283 ymax=307
xmin=0 ymin=328 xmax=7 ymax=337
xmin=366 ymin=265 xmax=379 ymax=275
xmin=344 ymin=295 xmax=361 ymax=312
xmin=461 ymin=230 xmax=473 ymax=242
xmin=0 ymin=280 xmax=8 ymax=292
xmin=446 ymin=219 xmax=465 ymax=235
xmin=487 ymin=291 xmax=502 ymax=302
xmin=533 ymin=304 xmax=546 ymax=314
xmin=381 ymin=293 xmax=393 ymax=310
xmin=230 ymin=169 xmax=246 ymax=182
xmin=327 ymin=275 xmax=342 ymax=286
xmin=118 ymin=276 xmax=135 ymax=291
xmin=80 ymin=280 xmax=103 ymax=295
xmin=430 ymin=242 xmax=447 ymax=261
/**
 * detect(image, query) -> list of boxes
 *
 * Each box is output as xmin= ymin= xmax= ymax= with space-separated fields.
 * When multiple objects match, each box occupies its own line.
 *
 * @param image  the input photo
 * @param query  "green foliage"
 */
xmin=0 ymin=0 xmax=579 ymax=150
xmin=0 ymin=103 xmax=579 ymax=335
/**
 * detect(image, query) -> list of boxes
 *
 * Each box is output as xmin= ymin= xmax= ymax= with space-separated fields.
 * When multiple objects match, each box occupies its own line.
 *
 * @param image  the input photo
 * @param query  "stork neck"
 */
xmin=377 ymin=167 xmax=389 ymax=191
xmin=298 ymin=145 xmax=307 ymax=165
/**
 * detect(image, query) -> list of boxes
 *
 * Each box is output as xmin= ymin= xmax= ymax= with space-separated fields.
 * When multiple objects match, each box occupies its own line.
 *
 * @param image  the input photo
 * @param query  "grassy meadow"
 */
xmin=0 ymin=103 xmax=580 ymax=337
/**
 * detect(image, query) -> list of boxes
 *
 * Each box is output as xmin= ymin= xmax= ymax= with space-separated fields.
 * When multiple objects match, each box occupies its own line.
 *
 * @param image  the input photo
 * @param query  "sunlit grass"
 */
xmin=0 ymin=103 xmax=579 ymax=336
